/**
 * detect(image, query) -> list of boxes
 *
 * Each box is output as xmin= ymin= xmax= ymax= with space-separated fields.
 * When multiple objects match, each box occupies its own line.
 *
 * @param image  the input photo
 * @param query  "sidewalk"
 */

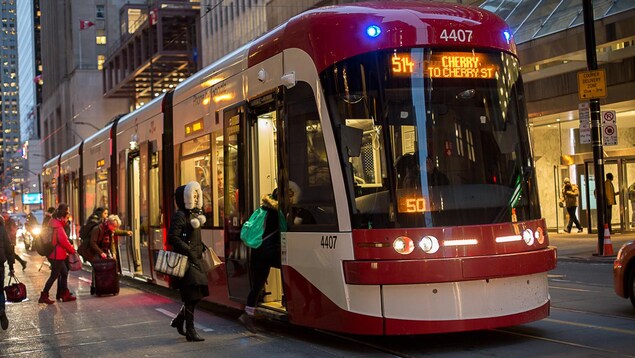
xmin=548 ymin=229 xmax=634 ymax=264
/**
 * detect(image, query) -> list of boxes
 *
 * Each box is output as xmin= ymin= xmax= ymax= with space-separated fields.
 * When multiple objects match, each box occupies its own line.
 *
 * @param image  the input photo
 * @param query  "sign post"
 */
xmin=579 ymin=102 xmax=591 ymax=144
xmin=582 ymin=0 xmax=606 ymax=254
xmin=577 ymin=69 xmax=607 ymax=100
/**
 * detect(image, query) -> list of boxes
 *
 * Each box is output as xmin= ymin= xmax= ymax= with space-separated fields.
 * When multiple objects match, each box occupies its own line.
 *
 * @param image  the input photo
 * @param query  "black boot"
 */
xmin=184 ymin=304 xmax=204 ymax=342
xmin=170 ymin=305 xmax=186 ymax=336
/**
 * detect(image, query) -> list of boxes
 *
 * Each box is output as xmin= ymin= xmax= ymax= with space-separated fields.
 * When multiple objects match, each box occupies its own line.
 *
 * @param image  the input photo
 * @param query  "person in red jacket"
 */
xmin=38 ymin=203 xmax=77 ymax=304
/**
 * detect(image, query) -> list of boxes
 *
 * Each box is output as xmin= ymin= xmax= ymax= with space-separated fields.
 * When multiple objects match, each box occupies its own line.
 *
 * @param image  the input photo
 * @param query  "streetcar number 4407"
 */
xmin=321 ymin=235 xmax=337 ymax=249
xmin=440 ymin=29 xmax=473 ymax=42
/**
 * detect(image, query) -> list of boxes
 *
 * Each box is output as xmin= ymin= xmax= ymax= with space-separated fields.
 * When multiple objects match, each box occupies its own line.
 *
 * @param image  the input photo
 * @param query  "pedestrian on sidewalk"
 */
xmin=0 ymin=215 xmax=15 ymax=330
xmin=605 ymin=173 xmax=618 ymax=234
xmin=1 ymin=213 xmax=26 ymax=270
xmin=168 ymin=181 xmax=208 ymax=342
xmin=38 ymin=203 xmax=77 ymax=304
xmin=561 ymin=178 xmax=583 ymax=233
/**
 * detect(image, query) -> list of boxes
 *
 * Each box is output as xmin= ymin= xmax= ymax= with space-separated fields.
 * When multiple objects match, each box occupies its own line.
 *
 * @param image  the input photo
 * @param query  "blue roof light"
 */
xmin=503 ymin=31 xmax=511 ymax=44
xmin=366 ymin=25 xmax=382 ymax=38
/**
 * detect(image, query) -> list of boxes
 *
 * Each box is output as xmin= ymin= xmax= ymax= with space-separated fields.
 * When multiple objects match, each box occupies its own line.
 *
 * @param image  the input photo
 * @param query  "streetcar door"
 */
xmin=224 ymin=104 xmax=251 ymax=302
xmin=126 ymin=149 xmax=152 ymax=279
xmin=224 ymin=96 xmax=282 ymax=305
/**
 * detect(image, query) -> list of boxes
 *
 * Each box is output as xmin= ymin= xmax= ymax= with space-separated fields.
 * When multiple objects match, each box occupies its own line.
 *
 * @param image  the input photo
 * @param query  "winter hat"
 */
xmin=289 ymin=181 xmax=302 ymax=204
xmin=184 ymin=181 xmax=206 ymax=228
xmin=563 ymin=178 xmax=570 ymax=184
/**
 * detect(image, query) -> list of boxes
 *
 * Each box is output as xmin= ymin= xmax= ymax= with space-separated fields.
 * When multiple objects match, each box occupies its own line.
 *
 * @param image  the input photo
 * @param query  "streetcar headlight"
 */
xmin=522 ymin=229 xmax=534 ymax=246
xmin=419 ymin=235 xmax=440 ymax=254
xmin=366 ymin=25 xmax=382 ymax=38
xmin=393 ymin=236 xmax=414 ymax=255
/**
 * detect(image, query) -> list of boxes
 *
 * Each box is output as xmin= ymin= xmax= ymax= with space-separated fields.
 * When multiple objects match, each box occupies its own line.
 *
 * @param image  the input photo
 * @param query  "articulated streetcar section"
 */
xmin=41 ymin=2 xmax=556 ymax=335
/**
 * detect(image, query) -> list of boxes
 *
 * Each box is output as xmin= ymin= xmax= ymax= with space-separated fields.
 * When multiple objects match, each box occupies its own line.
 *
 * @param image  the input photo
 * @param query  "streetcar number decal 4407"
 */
xmin=321 ymin=235 xmax=337 ymax=249
xmin=440 ymin=29 xmax=473 ymax=43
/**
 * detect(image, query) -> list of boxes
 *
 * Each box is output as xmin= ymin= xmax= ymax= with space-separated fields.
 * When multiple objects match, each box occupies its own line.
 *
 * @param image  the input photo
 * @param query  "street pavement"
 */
xmin=548 ymin=229 xmax=633 ymax=264
xmin=1 ymin=232 xmax=630 ymax=356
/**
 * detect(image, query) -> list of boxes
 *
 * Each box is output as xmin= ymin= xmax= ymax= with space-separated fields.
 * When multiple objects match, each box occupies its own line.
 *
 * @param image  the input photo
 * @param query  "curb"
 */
xmin=558 ymin=256 xmax=616 ymax=264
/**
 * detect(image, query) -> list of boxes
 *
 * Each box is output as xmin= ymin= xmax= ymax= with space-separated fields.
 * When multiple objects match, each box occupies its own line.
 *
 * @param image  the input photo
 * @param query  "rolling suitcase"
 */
xmin=92 ymin=258 xmax=119 ymax=296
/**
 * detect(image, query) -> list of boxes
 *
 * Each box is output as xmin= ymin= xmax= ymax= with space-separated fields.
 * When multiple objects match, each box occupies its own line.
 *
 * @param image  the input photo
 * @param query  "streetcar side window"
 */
xmin=179 ymin=134 xmax=213 ymax=228
xmin=97 ymin=169 xmax=109 ymax=209
xmin=212 ymin=130 xmax=224 ymax=227
xmin=285 ymin=82 xmax=338 ymax=231
xmin=149 ymin=152 xmax=161 ymax=227
xmin=83 ymin=174 xmax=96 ymax=222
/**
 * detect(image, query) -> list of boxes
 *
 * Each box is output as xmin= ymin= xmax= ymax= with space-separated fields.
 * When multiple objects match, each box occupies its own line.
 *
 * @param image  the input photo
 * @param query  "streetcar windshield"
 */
xmin=321 ymin=49 xmax=541 ymax=229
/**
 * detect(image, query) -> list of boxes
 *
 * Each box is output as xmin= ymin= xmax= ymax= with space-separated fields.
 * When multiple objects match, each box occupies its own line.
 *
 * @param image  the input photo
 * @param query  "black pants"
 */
xmin=0 ymin=266 xmax=5 ymax=311
xmin=606 ymin=205 xmax=613 ymax=233
xmin=566 ymin=206 xmax=582 ymax=231
xmin=246 ymin=239 xmax=280 ymax=307
xmin=43 ymin=259 xmax=69 ymax=295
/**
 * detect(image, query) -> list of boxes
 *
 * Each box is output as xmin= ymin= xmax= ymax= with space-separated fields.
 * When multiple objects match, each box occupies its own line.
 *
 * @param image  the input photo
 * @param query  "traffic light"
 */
xmin=0 ymin=194 xmax=6 ymax=203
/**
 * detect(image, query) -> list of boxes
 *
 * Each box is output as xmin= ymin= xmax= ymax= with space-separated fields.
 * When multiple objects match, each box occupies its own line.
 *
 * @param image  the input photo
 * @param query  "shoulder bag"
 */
xmin=155 ymin=249 xmax=189 ymax=278
xmin=201 ymin=245 xmax=222 ymax=272
xmin=68 ymin=252 xmax=83 ymax=271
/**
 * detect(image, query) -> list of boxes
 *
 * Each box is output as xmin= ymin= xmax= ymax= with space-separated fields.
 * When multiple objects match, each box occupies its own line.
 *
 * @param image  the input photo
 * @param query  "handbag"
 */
xmin=68 ymin=252 xmax=83 ymax=271
xmin=4 ymin=274 xmax=27 ymax=302
xmin=155 ymin=249 xmax=189 ymax=278
xmin=201 ymin=245 xmax=222 ymax=272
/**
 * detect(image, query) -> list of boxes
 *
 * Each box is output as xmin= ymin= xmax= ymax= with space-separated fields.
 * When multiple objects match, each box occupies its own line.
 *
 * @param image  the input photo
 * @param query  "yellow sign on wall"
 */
xmin=577 ymin=69 xmax=607 ymax=100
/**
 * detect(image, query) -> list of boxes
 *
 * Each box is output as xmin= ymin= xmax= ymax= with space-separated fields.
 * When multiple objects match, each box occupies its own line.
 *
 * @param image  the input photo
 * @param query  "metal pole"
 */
xmin=582 ymin=0 xmax=606 ymax=254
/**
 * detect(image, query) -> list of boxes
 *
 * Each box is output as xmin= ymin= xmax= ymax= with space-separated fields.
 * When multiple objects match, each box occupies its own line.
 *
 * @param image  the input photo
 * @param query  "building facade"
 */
xmin=39 ymin=0 xmax=130 ymax=161
xmin=0 ymin=0 xmax=21 ymax=209
xmin=17 ymin=0 xmax=42 ymax=208
xmin=483 ymin=0 xmax=635 ymax=233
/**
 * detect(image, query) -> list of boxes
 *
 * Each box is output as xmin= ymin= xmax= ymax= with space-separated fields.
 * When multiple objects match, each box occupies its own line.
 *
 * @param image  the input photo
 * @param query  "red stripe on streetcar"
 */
xmin=343 ymin=247 xmax=556 ymax=285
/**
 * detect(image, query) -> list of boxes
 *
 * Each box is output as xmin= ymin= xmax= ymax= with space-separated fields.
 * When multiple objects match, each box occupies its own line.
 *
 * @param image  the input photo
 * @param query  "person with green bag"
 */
xmin=239 ymin=188 xmax=286 ymax=333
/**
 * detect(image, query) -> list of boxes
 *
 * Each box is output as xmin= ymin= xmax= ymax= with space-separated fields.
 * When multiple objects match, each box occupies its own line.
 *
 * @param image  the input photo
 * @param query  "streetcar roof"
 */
xmin=248 ymin=1 xmax=516 ymax=72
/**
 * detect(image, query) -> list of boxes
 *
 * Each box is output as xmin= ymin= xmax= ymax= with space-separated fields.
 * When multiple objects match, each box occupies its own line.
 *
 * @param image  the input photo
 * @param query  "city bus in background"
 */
xmin=42 ymin=1 xmax=556 ymax=335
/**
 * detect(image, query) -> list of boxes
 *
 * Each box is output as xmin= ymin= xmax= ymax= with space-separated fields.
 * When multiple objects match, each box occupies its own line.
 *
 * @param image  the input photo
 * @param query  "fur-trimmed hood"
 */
xmin=175 ymin=181 xmax=207 ymax=228
xmin=261 ymin=195 xmax=278 ymax=210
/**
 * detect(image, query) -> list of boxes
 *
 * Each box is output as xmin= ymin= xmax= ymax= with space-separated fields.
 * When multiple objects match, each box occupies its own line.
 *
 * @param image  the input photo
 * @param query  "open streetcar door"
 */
xmin=224 ymin=92 xmax=285 ymax=308
xmin=125 ymin=141 xmax=153 ymax=280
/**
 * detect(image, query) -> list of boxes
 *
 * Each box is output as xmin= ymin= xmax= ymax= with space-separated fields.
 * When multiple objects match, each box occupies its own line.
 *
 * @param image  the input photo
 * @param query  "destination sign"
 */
xmin=390 ymin=52 xmax=498 ymax=79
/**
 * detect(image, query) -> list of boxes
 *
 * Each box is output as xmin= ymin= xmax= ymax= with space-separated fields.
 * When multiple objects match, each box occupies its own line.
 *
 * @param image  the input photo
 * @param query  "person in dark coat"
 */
xmin=239 ymin=190 xmax=284 ymax=333
xmin=168 ymin=181 xmax=209 ymax=342
xmin=83 ymin=214 xmax=131 ymax=295
xmin=0 ymin=215 xmax=15 ymax=330
xmin=42 ymin=207 xmax=55 ymax=228
xmin=2 ymin=214 xmax=26 ymax=270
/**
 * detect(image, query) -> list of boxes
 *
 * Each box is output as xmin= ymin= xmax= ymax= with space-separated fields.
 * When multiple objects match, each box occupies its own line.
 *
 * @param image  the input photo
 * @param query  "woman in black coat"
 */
xmin=168 ymin=181 xmax=209 ymax=342
xmin=0 ymin=215 xmax=15 ymax=330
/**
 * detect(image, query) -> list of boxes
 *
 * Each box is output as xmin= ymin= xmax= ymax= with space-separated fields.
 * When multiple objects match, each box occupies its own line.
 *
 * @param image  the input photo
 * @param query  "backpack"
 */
xmin=240 ymin=208 xmax=287 ymax=249
xmin=240 ymin=208 xmax=268 ymax=248
xmin=78 ymin=221 xmax=100 ymax=261
xmin=34 ymin=227 xmax=55 ymax=257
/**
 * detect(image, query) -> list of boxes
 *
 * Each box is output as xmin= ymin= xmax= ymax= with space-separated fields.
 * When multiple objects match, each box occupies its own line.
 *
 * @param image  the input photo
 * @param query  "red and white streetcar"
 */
xmin=43 ymin=2 xmax=556 ymax=335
